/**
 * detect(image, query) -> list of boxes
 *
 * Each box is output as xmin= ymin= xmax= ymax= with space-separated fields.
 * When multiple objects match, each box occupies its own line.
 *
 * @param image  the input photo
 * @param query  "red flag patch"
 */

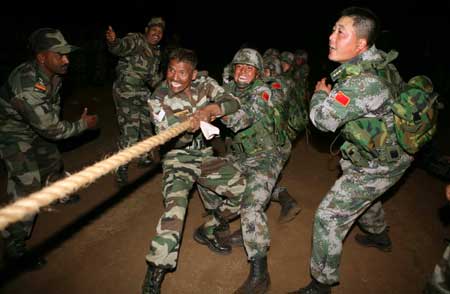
xmin=271 ymin=82 xmax=281 ymax=89
xmin=261 ymin=91 xmax=270 ymax=102
xmin=334 ymin=91 xmax=350 ymax=107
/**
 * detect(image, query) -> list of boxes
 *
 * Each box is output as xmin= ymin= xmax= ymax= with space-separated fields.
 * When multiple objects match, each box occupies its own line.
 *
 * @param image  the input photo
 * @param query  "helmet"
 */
xmin=408 ymin=75 xmax=433 ymax=93
xmin=147 ymin=17 xmax=165 ymax=30
xmin=263 ymin=56 xmax=282 ymax=76
xmin=231 ymin=48 xmax=264 ymax=72
xmin=280 ymin=51 xmax=295 ymax=65
xmin=294 ymin=49 xmax=308 ymax=62
xmin=263 ymin=48 xmax=280 ymax=59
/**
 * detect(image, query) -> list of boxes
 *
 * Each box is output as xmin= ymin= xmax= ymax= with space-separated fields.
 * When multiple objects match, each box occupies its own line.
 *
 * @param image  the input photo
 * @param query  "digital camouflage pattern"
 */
xmin=424 ymin=243 xmax=450 ymax=294
xmin=220 ymin=74 xmax=285 ymax=259
xmin=0 ymin=60 xmax=88 ymax=255
xmin=308 ymin=46 xmax=413 ymax=284
xmin=231 ymin=48 xmax=264 ymax=73
xmin=108 ymin=32 xmax=162 ymax=150
xmin=145 ymin=74 xmax=243 ymax=269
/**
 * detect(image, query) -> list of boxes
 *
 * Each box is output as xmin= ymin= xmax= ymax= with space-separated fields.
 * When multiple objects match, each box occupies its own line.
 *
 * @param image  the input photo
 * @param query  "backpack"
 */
xmin=390 ymin=75 xmax=438 ymax=154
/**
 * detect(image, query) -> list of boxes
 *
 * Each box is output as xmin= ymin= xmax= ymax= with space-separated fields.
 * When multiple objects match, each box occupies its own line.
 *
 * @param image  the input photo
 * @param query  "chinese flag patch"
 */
xmin=271 ymin=82 xmax=281 ymax=89
xmin=261 ymin=91 xmax=269 ymax=102
xmin=334 ymin=91 xmax=350 ymax=107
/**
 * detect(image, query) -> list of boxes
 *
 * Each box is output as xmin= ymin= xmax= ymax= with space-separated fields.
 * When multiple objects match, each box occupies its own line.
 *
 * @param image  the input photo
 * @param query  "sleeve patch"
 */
xmin=34 ymin=83 xmax=47 ymax=92
xmin=261 ymin=91 xmax=270 ymax=102
xmin=271 ymin=82 xmax=282 ymax=89
xmin=334 ymin=91 xmax=350 ymax=107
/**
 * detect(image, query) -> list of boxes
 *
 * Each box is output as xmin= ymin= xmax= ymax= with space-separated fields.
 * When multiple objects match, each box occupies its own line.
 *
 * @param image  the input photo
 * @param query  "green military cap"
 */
xmin=29 ymin=28 xmax=79 ymax=54
xmin=147 ymin=17 xmax=165 ymax=30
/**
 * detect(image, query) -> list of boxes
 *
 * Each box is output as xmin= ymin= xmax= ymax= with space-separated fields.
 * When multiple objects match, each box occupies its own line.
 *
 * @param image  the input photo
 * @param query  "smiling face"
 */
xmin=328 ymin=16 xmax=368 ymax=64
xmin=166 ymin=58 xmax=197 ymax=95
xmin=145 ymin=25 xmax=163 ymax=46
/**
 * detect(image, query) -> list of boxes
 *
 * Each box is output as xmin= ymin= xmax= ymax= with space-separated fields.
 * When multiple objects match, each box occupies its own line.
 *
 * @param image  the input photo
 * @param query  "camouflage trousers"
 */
xmin=425 ymin=243 xmax=450 ymax=294
xmin=0 ymin=136 xmax=63 ymax=257
xmin=112 ymin=82 xmax=154 ymax=151
xmin=311 ymin=156 xmax=411 ymax=284
xmin=145 ymin=148 xmax=245 ymax=269
xmin=271 ymin=141 xmax=292 ymax=201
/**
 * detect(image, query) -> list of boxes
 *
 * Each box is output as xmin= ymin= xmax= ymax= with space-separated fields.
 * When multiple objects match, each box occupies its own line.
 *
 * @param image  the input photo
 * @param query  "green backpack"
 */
xmin=390 ymin=75 xmax=438 ymax=154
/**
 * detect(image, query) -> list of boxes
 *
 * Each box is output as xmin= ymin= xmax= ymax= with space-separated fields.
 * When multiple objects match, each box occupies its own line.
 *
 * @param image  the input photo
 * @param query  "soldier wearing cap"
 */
xmin=106 ymin=17 xmax=165 ymax=186
xmin=0 ymin=28 xmax=98 ymax=271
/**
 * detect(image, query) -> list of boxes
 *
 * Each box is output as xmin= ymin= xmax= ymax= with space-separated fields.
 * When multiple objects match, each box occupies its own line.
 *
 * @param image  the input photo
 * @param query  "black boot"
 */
xmin=138 ymin=154 xmax=153 ymax=168
xmin=354 ymin=228 xmax=392 ymax=252
xmin=193 ymin=225 xmax=231 ymax=255
xmin=142 ymin=264 xmax=167 ymax=294
xmin=234 ymin=256 xmax=270 ymax=294
xmin=4 ymin=223 xmax=46 ymax=272
xmin=288 ymin=279 xmax=331 ymax=294
xmin=278 ymin=190 xmax=301 ymax=224
xmin=115 ymin=165 xmax=128 ymax=187
xmin=225 ymin=228 xmax=244 ymax=247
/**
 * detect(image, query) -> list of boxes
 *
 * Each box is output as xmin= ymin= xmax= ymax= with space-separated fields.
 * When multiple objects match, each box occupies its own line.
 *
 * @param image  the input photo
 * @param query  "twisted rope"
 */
xmin=0 ymin=120 xmax=192 ymax=231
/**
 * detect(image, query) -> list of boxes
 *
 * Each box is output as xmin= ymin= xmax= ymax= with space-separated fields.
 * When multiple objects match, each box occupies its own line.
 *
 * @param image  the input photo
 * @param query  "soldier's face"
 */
xmin=166 ymin=59 xmax=197 ymax=94
xmin=234 ymin=64 xmax=257 ymax=86
xmin=146 ymin=25 xmax=163 ymax=45
xmin=328 ymin=16 xmax=367 ymax=63
xmin=38 ymin=51 xmax=69 ymax=76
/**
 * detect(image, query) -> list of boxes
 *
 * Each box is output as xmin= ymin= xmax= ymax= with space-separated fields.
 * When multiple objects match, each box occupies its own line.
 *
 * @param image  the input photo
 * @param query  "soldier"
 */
xmin=293 ymin=49 xmax=311 ymax=102
xmin=423 ymin=184 xmax=450 ymax=294
xmin=0 ymin=28 xmax=98 ymax=271
xmin=141 ymin=48 xmax=245 ymax=294
xmin=106 ymin=17 xmax=165 ymax=186
xmin=197 ymin=48 xmax=286 ymax=294
xmin=289 ymin=7 xmax=413 ymax=293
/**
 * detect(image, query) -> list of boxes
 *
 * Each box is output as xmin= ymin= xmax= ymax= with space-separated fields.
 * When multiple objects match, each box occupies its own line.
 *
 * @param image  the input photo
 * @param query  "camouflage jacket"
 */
xmin=310 ymin=46 xmax=412 ymax=165
xmin=0 ymin=60 xmax=87 ymax=144
xmin=108 ymin=32 xmax=161 ymax=88
xmin=148 ymin=73 xmax=240 ymax=153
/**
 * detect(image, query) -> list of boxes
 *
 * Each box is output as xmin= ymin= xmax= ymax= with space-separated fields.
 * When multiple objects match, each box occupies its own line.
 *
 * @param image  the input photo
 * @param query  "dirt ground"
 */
xmin=0 ymin=85 xmax=449 ymax=294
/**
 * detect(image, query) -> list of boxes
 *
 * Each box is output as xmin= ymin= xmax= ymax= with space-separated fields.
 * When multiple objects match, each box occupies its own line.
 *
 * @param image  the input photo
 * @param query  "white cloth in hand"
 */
xmin=200 ymin=121 xmax=220 ymax=140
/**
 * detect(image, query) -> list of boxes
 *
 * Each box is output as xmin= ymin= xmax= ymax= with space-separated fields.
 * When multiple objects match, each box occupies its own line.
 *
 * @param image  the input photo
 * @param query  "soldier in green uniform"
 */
xmin=106 ymin=17 xmax=165 ymax=186
xmin=141 ymin=48 xmax=245 ymax=294
xmin=0 ymin=28 xmax=98 ymax=270
xmin=289 ymin=7 xmax=413 ymax=294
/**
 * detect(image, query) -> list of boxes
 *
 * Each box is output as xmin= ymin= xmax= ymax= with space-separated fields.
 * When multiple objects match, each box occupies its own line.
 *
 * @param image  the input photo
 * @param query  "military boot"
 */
xmin=115 ymin=165 xmax=128 ymax=187
xmin=193 ymin=225 xmax=231 ymax=255
xmin=3 ymin=223 xmax=46 ymax=271
xmin=142 ymin=263 xmax=167 ymax=294
xmin=234 ymin=256 xmax=270 ymax=294
xmin=354 ymin=228 xmax=392 ymax=252
xmin=138 ymin=154 xmax=153 ymax=168
xmin=288 ymin=279 xmax=331 ymax=294
xmin=278 ymin=189 xmax=301 ymax=224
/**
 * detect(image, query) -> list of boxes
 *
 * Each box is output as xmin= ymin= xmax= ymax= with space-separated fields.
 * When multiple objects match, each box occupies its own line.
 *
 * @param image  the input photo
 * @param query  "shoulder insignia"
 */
xmin=261 ymin=91 xmax=270 ymax=102
xmin=271 ymin=82 xmax=282 ymax=90
xmin=334 ymin=91 xmax=350 ymax=107
xmin=34 ymin=83 xmax=47 ymax=92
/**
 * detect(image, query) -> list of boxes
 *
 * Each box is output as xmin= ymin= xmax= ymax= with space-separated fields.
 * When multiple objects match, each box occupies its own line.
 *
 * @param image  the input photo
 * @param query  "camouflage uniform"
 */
xmin=308 ymin=46 xmax=413 ymax=285
xmin=107 ymin=22 xmax=162 ymax=156
xmin=221 ymin=75 xmax=285 ymax=259
xmin=145 ymin=73 xmax=244 ymax=269
xmin=0 ymin=29 xmax=87 ymax=259
xmin=424 ymin=243 xmax=450 ymax=294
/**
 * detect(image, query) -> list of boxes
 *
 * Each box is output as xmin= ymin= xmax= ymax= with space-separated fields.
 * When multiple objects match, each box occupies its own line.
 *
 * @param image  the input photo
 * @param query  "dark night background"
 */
xmin=0 ymin=0 xmax=449 ymax=97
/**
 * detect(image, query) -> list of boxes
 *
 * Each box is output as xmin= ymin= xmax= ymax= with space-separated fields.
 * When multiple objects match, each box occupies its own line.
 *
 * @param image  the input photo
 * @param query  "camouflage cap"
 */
xmin=147 ymin=17 xmax=165 ymax=30
xmin=232 ymin=48 xmax=264 ymax=72
xmin=408 ymin=75 xmax=433 ymax=93
xmin=280 ymin=51 xmax=295 ymax=65
xmin=29 ymin=28 xmax=79 ymax=54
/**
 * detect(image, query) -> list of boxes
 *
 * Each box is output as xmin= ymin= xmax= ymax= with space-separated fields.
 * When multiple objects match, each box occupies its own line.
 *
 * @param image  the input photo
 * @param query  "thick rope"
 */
xmin=0 ymin=120 xmax=192 ymax=231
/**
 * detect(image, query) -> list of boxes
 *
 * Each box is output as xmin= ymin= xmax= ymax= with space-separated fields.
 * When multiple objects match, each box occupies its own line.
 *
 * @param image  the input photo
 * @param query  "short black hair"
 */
xmin=169 ymin=48 xmax=198 ymax=69
xmin=341 ymin=6 xmax=380 ymax=47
